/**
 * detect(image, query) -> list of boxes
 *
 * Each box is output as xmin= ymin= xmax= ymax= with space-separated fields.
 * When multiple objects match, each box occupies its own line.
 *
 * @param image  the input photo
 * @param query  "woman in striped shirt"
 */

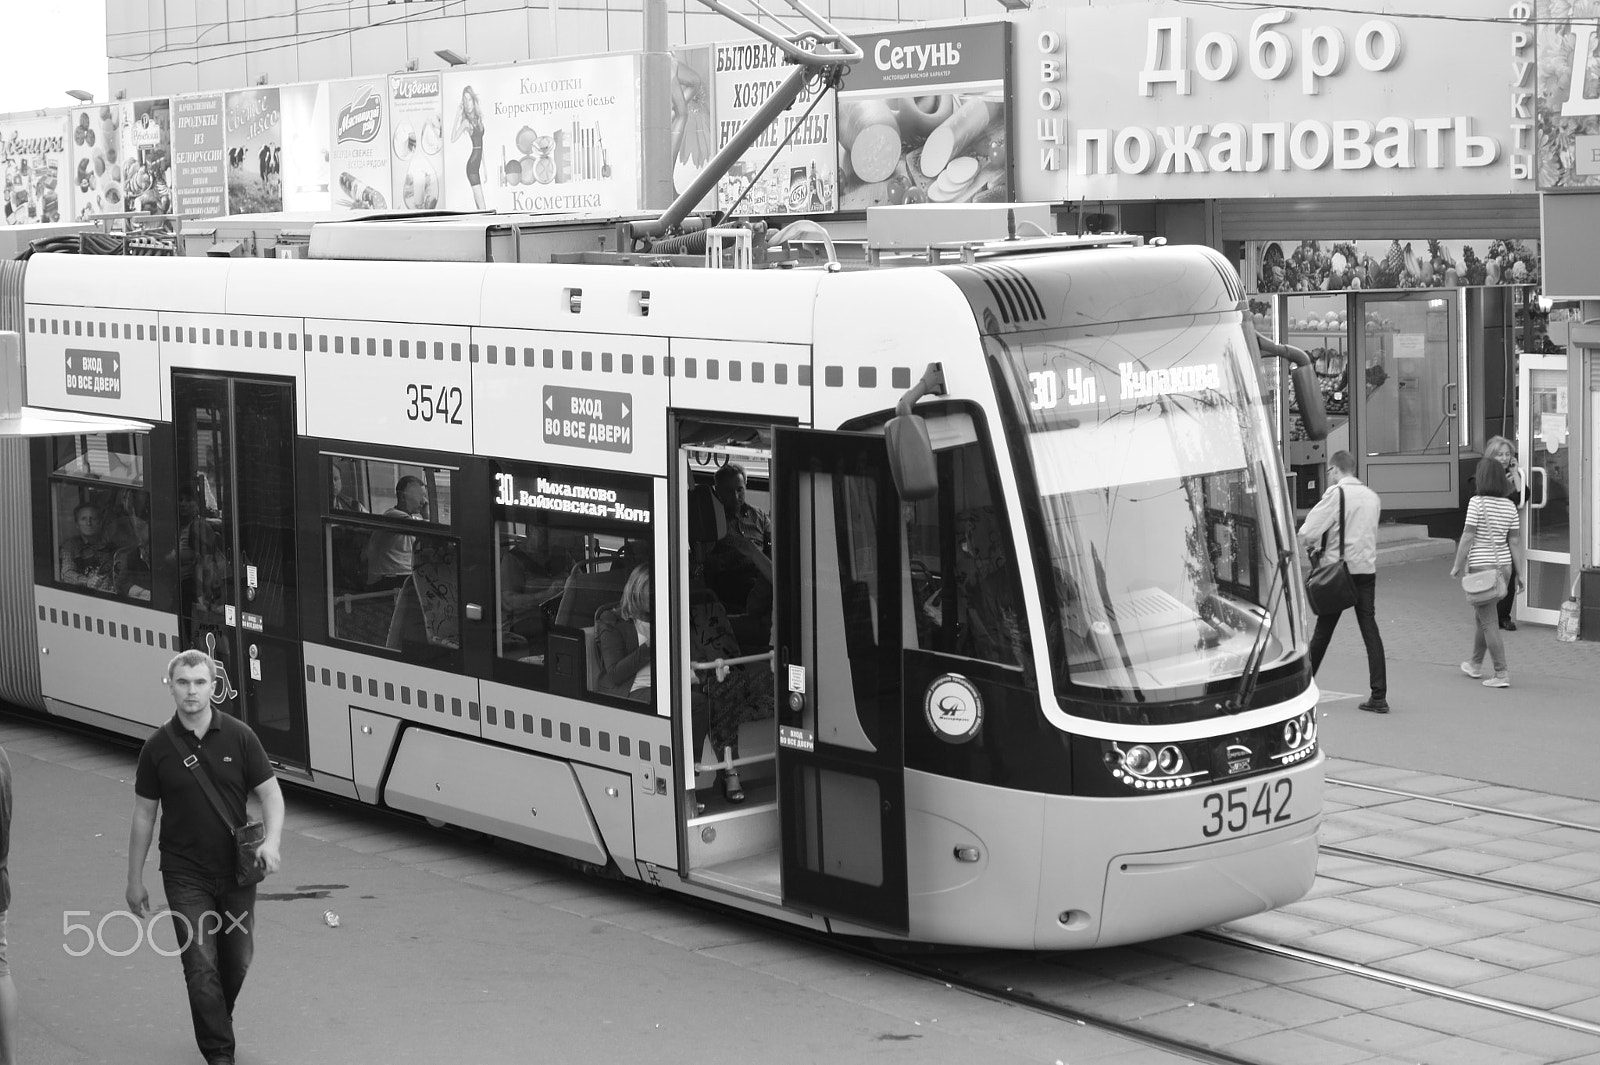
xmin=1450 ymin=457 xmax=1520 ymax=687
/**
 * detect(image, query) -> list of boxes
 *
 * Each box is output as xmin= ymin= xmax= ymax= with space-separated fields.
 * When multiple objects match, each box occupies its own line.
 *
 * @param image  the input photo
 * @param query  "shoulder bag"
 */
xmin=163 ymin=726 xmax=267 ymax=887
xmin=1462 ymin=568 xmax=1505 ymax=605
xmin=1306 ymin=488 xmax=1358 ymax=616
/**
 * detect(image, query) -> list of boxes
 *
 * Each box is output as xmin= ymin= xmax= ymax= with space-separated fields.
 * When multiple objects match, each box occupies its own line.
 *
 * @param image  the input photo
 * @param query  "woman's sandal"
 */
xmin=723 ymin=770 xmax=746 ymax=804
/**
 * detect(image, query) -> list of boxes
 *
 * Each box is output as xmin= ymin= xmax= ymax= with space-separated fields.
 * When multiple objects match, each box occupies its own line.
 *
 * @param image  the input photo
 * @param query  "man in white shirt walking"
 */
xmin=1297 ymin=450 xmax=1389 ymax=714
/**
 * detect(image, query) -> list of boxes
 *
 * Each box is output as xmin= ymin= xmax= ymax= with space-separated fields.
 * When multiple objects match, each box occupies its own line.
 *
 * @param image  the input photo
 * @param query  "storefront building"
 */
xmin=1011 ymin=0 xmax=1540 ymax=536
xmin=1532 ymin=0 xmax=1600 ymax=629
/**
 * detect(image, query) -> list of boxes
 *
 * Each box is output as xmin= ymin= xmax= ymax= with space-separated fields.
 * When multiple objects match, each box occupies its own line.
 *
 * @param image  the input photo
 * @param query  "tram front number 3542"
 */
xmin=1200 ymin=779 xmax=1293 ymax=838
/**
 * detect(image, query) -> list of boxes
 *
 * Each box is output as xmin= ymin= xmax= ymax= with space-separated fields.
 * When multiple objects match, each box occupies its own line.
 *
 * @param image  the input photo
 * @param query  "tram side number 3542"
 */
xmin=405 ymin=384 xmax=465 ymax=425
xmin=1200 ymin=779 xmax=1292 ymax=838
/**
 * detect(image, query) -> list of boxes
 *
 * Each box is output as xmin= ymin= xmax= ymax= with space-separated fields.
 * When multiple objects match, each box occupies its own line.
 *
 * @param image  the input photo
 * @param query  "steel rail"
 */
xmin=1327 ymin=777 xmax=1600 ymax=833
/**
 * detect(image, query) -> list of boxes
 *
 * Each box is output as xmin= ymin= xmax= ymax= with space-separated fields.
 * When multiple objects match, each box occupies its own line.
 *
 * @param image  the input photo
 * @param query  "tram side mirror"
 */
xmin=885 ymin=414 xmax=938 ymax=501
xmin=1243 ymin=318 xmax=1330 ymax=442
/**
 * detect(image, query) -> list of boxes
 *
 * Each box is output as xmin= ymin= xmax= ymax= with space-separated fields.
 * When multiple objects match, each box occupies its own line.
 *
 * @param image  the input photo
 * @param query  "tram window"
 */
xmin=324 ymin=456 xmax=459 ymax=662
xmin=46 ymin=434 xmax=150 ymax=600
xmin=491 ymin=459 xmax=654 ymax=710
xmin=902 ymin=440 xmax=1029 ymax=669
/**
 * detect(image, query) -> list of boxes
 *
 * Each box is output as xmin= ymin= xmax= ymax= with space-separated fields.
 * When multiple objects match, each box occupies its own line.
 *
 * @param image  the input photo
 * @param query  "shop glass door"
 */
xmin=1516 ymin=354 xmax=1571 ymax=625
xmin=1355 ymin=293 xmax=1460 ymax=509
xmin=173 ymin=373 xmax=308 ymax=769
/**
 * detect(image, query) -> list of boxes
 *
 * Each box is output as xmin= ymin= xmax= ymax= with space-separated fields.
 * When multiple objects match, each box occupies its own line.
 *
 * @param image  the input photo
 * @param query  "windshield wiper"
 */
xmin=1228 ymin=550 xmax=1290 ymax=714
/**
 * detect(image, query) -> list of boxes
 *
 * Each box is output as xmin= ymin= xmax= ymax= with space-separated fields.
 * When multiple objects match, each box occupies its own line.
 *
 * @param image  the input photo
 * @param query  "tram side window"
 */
xmin=324 ymin=456 xmax=459 ymax=664
xmin=903 ymin=440 xmax=1030 ymax=669
xmin=491 ymin=460 xmax=654 ymax=710
xmin=47 ymin=433 xmax=153 ymax=601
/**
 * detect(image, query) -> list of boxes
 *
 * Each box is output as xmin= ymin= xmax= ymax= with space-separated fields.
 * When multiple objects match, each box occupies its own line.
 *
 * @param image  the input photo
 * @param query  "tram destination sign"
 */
xmin=543 ymin=385 xmax=632 ymax=453
xmin=64 ymin=349 xmax=122 ymax=399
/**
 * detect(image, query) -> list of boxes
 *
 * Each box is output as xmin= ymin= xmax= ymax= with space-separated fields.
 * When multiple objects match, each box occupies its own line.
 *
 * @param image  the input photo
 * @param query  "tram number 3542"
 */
xmin=1200 ymin=779 xmax=1293 ymax=838
xmin=405 ymin=384 xmax=465 ymax=425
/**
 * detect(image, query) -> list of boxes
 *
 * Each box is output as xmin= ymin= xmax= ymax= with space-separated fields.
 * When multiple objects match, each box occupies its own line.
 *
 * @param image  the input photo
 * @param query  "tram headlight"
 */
xmin=1156 ymin=745 xmax=1184 ymax=774
xmin=1123 ymin=744 xmax=1157 ymax=775
xmin=1283 ymin=719 xmax=1302 ymax=749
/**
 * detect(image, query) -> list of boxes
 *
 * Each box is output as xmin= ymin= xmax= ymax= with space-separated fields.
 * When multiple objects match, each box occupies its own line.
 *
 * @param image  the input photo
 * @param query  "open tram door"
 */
xmin=773 ymin=428 xmax=908 ymax=936
xmin=171 ymin=372 xmax=309 ymax=771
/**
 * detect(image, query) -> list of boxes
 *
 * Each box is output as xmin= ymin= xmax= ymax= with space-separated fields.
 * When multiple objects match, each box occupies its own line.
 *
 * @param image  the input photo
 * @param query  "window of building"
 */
xmin=323 ymin=454 xmax=459 ymax=664
xmin=46 ymin=434 xmax=153 ymax=601
xmin=492 ymin=460 xmax=654 ymax=710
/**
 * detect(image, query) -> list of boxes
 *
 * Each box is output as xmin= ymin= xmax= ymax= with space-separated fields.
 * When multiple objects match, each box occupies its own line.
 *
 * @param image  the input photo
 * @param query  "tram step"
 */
xmin=687 ymin=804 xmax=777 ymax=868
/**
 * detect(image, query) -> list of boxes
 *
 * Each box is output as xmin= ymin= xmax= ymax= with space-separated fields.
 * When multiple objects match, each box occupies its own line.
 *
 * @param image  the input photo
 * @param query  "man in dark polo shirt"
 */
xmin=126 ymin=649 xmax=284 ymax=1065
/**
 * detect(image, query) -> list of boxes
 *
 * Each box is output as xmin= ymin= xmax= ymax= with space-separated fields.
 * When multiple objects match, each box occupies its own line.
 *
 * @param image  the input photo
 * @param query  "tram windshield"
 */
xmin=994 ymin=312 xmax=1299 ymax=705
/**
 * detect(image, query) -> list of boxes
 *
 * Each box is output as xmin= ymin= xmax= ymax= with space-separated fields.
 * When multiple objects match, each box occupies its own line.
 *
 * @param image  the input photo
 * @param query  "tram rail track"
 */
xmin=1327 ymin=777 xmax=1600 ymax=834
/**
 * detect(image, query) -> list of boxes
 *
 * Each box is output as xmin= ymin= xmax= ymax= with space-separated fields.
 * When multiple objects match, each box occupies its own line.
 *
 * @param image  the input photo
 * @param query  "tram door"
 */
xmin=772 ymin=429 xmax=907 ymax=935
xmin=172 ymin=373 xmax=308 ymax=769
xmin=1516 ymin=353 xmax=1572 ymax=625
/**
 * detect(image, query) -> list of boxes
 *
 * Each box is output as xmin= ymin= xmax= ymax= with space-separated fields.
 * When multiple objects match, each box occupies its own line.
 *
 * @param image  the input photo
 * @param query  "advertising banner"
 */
xmin=669 ymin=45 xmax=717 ymax=213
xmin=1014 ymin=1 xmax=1534 ymax=201
xmin=224 ymin=88 xmax=283 ymax=214
xmin=125 ymin=98 xmax=173 ymax=216
xmin=280 ymin=82 xmax=330 ymax=211
xmin=441 ymin=56 xmax=642 ymax=215
xmin=171 ymin=93 xmax=227 ymax=218
xmin=706 ymin=40 xmax=836 ymax=216
xmin=1245 ymin=237 xmax=1541 ymax=293
xmin=1 ymin=112 xmax=69 ymax=225
xmin=1535 ymin=0 xmax=1600 ymax=188
xmin=836 ymin=22 xmax=1011 ymax=210
xmin=328 ymin=79 xmax=393 ymax=210
xmin=388 ymin=71 xmax=443 ymax=210
xmin=69 ymin=104 xmax=127 ymax=219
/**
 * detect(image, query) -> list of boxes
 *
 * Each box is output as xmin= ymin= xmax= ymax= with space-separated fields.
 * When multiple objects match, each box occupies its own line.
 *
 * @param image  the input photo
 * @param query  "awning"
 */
xmin=0 ymin=407 xmax=154 ymax=439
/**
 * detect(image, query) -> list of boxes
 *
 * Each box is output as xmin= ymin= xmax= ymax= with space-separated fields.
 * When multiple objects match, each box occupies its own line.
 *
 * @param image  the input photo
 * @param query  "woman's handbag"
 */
xmin=1463 ymin=568 xmax=1507 ymax=606
xmin=1306 ymin=488 xmax=1357 ymax=616
xmin=162 ymin=726 xmax=268 ymax=887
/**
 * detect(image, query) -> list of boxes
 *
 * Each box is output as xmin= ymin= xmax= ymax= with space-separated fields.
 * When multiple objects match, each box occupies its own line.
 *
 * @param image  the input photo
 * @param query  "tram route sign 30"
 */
xmin=64 ymin=349 xmax=122 ymax=399
xmin=542 ymin=385 xmax=632 ymax=453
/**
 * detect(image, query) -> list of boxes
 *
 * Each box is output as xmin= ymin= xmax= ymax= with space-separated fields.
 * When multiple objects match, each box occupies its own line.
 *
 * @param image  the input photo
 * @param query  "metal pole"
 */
xmin=640 ymin=0 xmax=674 ymax=210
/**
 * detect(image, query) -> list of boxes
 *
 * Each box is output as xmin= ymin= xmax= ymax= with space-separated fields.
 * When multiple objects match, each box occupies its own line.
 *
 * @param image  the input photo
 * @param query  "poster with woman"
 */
xmin=69 ymin=103 xmax=127 ymax=219
xmin=440 ymin=55 xmax=641 ymax=215
xmin=124 ymin=98 xmax=173 ymax=217
xmin=1 ymin=112 xmax=70 ymax=225
xmin=668 ymin=45 xmax=717 ymax=213
xmin=224 ymin=87 xmax=283 ymax=214
xmin=387 ymin=71 xmax=443 ymax=210
xmin=280 ymin=82 xmax=330 ymax=211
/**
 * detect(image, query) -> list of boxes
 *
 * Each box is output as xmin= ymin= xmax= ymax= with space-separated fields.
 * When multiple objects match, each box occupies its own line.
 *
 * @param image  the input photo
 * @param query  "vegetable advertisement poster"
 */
xmin=836 ymin=22 xmax=1011 ymax=210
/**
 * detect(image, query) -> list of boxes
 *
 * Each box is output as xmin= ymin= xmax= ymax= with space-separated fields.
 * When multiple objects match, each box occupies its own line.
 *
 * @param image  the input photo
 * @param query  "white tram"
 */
xmin=0 ymin=213 xmax=1324 ymax=948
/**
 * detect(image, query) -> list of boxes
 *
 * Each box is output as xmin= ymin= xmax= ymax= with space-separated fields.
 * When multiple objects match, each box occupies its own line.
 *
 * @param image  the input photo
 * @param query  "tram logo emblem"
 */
xmin=1225 ymin=743 xmax=1253 ymax=775
xmin=924 ymin=674 xmax=983 ymax=744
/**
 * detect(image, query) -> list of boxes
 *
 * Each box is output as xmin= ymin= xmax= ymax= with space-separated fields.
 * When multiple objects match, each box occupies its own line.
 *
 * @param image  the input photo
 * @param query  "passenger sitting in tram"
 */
xmin=59 ymin=502 xmax=117 ymax=592
xmin=114 ymin=495 xmax=154 ymax=601
xmin=595 ymin=563 xmax=652 ymax=701
xmin=703 ymin=463 xmax=773 ymax=649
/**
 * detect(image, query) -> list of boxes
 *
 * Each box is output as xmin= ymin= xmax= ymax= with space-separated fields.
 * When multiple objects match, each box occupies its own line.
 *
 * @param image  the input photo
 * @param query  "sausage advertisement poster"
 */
xmin=1 ymin=113 xmax=70 ymax=225
xmin=836 ymin=22 xmax=1011 ymax=210
xmin=329 ymin=78 xmax=393 ymax=211
xmin=224 ymin=88 xmax=283 ymax=214
xmin=387 ymin=72 xmax=442 ymax=211
xmin=707 ymin=39 xmax=837 ymax=216
xmin=440 ymin=55 xmax=641 ymax=215
xmin=171 ymin=93 xmax=226 ymax=218
xmin=124 ymin=98 xmax=173 ymax=217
